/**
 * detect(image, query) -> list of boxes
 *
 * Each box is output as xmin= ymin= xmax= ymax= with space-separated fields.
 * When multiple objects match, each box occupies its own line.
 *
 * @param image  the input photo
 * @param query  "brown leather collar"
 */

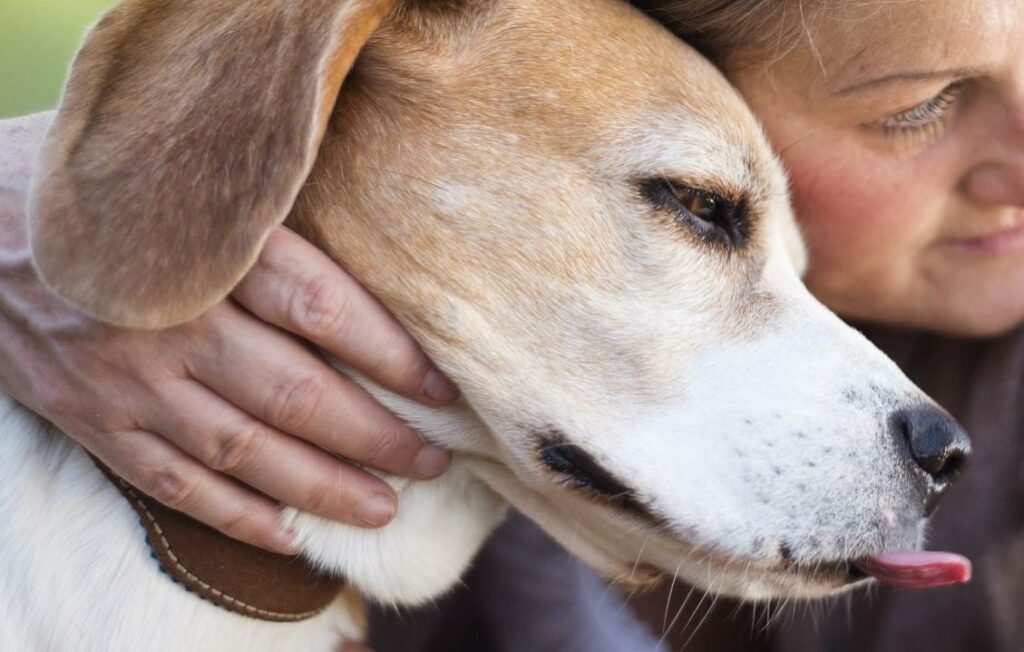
xmin=92 ymin=457 xmax=346 ymax=622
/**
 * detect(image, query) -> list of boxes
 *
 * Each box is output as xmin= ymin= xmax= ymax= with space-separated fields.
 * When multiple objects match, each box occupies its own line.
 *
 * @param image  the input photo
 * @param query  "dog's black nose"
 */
xmin=891 ymin=406 xmax=971 ymax=514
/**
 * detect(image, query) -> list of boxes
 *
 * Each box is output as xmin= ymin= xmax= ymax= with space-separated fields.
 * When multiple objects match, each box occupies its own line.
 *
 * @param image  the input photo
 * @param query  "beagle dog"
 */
xmin=1 ymin=0 xmax=971 ymax=649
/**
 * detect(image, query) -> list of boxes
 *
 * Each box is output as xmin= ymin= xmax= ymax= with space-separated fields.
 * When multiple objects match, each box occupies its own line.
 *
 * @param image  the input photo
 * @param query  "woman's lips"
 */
xmin=945 ymin=219 xmax=1024 ymax=254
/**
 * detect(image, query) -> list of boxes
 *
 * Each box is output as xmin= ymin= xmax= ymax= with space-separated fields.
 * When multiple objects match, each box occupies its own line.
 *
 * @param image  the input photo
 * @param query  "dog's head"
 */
xmin=30 ymin=0 xmax=970 ymax=600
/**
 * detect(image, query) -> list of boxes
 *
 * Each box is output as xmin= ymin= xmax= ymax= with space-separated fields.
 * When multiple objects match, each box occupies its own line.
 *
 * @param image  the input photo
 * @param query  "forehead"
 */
xmin=778 ymin=0 xmax=1021 ymax=93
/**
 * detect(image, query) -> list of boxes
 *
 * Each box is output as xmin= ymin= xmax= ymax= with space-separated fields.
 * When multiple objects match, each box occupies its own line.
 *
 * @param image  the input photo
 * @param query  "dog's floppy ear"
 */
xmin=29 ymin=0 xmax=396 ymax=328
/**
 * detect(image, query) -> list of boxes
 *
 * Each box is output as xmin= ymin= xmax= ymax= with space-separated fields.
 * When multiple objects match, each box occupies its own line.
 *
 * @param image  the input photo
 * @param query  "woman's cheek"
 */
xmin=782 ymin=147 xmax=929 ymax=308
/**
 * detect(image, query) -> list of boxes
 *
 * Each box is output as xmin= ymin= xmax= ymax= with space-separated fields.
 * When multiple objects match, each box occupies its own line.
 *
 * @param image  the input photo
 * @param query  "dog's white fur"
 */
xmin=2 ymin=0 xmax=945 ymax=649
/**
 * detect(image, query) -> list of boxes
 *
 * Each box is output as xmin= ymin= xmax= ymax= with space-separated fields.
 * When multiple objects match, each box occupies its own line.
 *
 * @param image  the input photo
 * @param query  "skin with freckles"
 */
xmin=727 ymin=0 xmax=1024 ymax=336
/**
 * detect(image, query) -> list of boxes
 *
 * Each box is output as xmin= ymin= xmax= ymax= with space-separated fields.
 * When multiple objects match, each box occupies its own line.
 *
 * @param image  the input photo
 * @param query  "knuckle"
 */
xmin=288 ymin=274 xmax=350 ymax=340
xmin=264 ymin=371 xmax=325 ymax=431
xmin=207 ymin=420 xmax=266 ymax=472
xmin=176 ymin=309 xmax=222 ymax=346
xmin=145 ymin=466 xmax=200 ymax=511
xmin=359 ymin=423 xmax=411 ymax=467
xmin=367 ymin=341 xmax=429 ymax=388
xmin=302 ymin=480 xmax=340 ymax=516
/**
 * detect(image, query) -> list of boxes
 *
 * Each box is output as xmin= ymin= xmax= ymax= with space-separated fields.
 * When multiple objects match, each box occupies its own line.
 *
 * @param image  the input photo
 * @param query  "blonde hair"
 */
xmin=633 ymin=0 xmax=834 ymax=68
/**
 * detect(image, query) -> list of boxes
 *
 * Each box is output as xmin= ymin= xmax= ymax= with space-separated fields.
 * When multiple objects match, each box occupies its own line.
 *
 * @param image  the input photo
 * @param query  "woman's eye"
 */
xmin=875 ymin=82 xmax=965 ymax=140
xmin=640 ymin=178 xmax=745 ymax=249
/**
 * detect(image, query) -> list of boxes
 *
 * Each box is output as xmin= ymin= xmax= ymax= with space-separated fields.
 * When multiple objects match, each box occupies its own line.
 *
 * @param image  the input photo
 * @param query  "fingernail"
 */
xmin=421 ymin=368 xmax=459 ymax=403
xmin=269 ymin=526 xmax=299 ymax=555
xmin=353 ymin=494 xmax=396 ymax=528
xmin=412 ymin=445 xmax=451 ymax=479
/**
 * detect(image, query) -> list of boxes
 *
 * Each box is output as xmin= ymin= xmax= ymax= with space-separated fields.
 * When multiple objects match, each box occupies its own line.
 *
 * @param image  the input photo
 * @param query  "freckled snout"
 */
xmin=890 ymin=406 xmax=972 ymax=515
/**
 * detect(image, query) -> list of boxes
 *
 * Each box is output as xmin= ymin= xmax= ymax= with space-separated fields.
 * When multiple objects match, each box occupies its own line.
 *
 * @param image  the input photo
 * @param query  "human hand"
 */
xmin=0 ymin=112 xmax=456 ymax=553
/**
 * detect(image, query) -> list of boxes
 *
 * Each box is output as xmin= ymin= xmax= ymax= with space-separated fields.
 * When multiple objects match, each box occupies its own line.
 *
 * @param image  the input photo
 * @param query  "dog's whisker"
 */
xmin=627 ymin=533 xmax=652 ymax=583
xmin=662 ymin=557 xmax=684 ymax=631
xmin=677 ymin=579 xmax=716 ymax=650
xmin=780 ymin=593 xmax=796 ymax=628
xmin=659 ymin=582 xmax=696 ymax=650
xmin=569 ymin=517 xmax=582 ymax=553
xmin=680 ymin=584 xmax=720 ymax=651
xmin=675 ymin=572 xmax=713 ymax=646
xmin=765 ymin=597 xmax=783 ymax=631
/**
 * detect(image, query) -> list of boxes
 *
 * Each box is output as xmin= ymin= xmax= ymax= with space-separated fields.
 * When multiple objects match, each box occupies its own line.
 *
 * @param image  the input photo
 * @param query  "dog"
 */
xmin=0 ymin=0 xmax=971 ymax=649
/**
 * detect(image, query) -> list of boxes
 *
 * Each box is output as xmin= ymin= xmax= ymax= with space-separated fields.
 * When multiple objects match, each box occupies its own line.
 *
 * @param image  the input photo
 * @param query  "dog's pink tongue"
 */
xmin=854 ymin=551 xmax=971 ymax=589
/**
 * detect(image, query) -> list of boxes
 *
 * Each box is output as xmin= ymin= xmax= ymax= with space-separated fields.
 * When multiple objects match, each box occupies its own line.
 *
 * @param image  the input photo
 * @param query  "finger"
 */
xmin=80 ymin=426 xmax=298 ymax=554
xmin=145 ymin=378 xmax=401 ymax=528
xmin=233 ymin=227 xmax=459 ymax=404
xmin=188 ymin=302 xmax=450 ymax=480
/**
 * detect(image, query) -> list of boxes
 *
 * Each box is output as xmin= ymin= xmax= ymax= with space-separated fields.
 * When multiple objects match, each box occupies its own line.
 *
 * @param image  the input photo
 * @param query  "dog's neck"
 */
xmin=285 ymin=379 xmax=511 ymax=606
xmin=287 ymin=460 xmax=507 ymax=606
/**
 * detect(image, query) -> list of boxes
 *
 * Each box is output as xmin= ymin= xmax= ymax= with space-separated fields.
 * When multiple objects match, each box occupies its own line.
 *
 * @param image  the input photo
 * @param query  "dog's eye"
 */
xmin=640 ymin=178 xmax=746 ymax=249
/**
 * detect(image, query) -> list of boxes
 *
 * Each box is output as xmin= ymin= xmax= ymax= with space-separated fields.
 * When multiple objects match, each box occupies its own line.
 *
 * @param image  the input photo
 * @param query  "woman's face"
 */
xmin=729 ymin=0 xmax=1024 ymax=336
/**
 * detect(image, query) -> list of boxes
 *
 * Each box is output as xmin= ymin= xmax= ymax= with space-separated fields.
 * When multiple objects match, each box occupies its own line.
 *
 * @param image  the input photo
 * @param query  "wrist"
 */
xmin=0 ymin=111 xmax=56 ymax=252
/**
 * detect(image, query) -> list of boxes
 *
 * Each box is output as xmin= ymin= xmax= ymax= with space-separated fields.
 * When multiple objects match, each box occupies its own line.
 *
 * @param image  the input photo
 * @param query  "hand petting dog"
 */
xmin=0 ymin=112 xmax=455 ymax=554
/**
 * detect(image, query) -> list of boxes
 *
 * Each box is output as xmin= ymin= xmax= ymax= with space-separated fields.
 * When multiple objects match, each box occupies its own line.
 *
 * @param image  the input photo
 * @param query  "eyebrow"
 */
xmin=831 ymin=67 xmax=982 ymax=96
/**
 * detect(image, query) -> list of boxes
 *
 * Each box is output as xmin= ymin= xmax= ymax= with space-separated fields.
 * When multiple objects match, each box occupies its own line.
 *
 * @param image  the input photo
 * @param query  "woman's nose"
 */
xmin=961 ymin=99 xmax=1024 ymax=208
xmin=961 ymin=161 xmax=1024 ymax=207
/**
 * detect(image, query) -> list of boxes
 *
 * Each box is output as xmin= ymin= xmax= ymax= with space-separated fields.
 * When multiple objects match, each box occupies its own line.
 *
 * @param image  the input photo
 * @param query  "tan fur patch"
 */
xmin=30 ymin=0 xmax=394 ymax=328
xmin=288 ymin=0 xmax=786 ymax=396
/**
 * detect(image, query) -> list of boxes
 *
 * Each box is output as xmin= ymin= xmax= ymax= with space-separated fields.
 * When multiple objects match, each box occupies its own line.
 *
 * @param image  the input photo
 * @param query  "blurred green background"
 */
xmin=1 ymin=0 xmax=113 ymax=118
